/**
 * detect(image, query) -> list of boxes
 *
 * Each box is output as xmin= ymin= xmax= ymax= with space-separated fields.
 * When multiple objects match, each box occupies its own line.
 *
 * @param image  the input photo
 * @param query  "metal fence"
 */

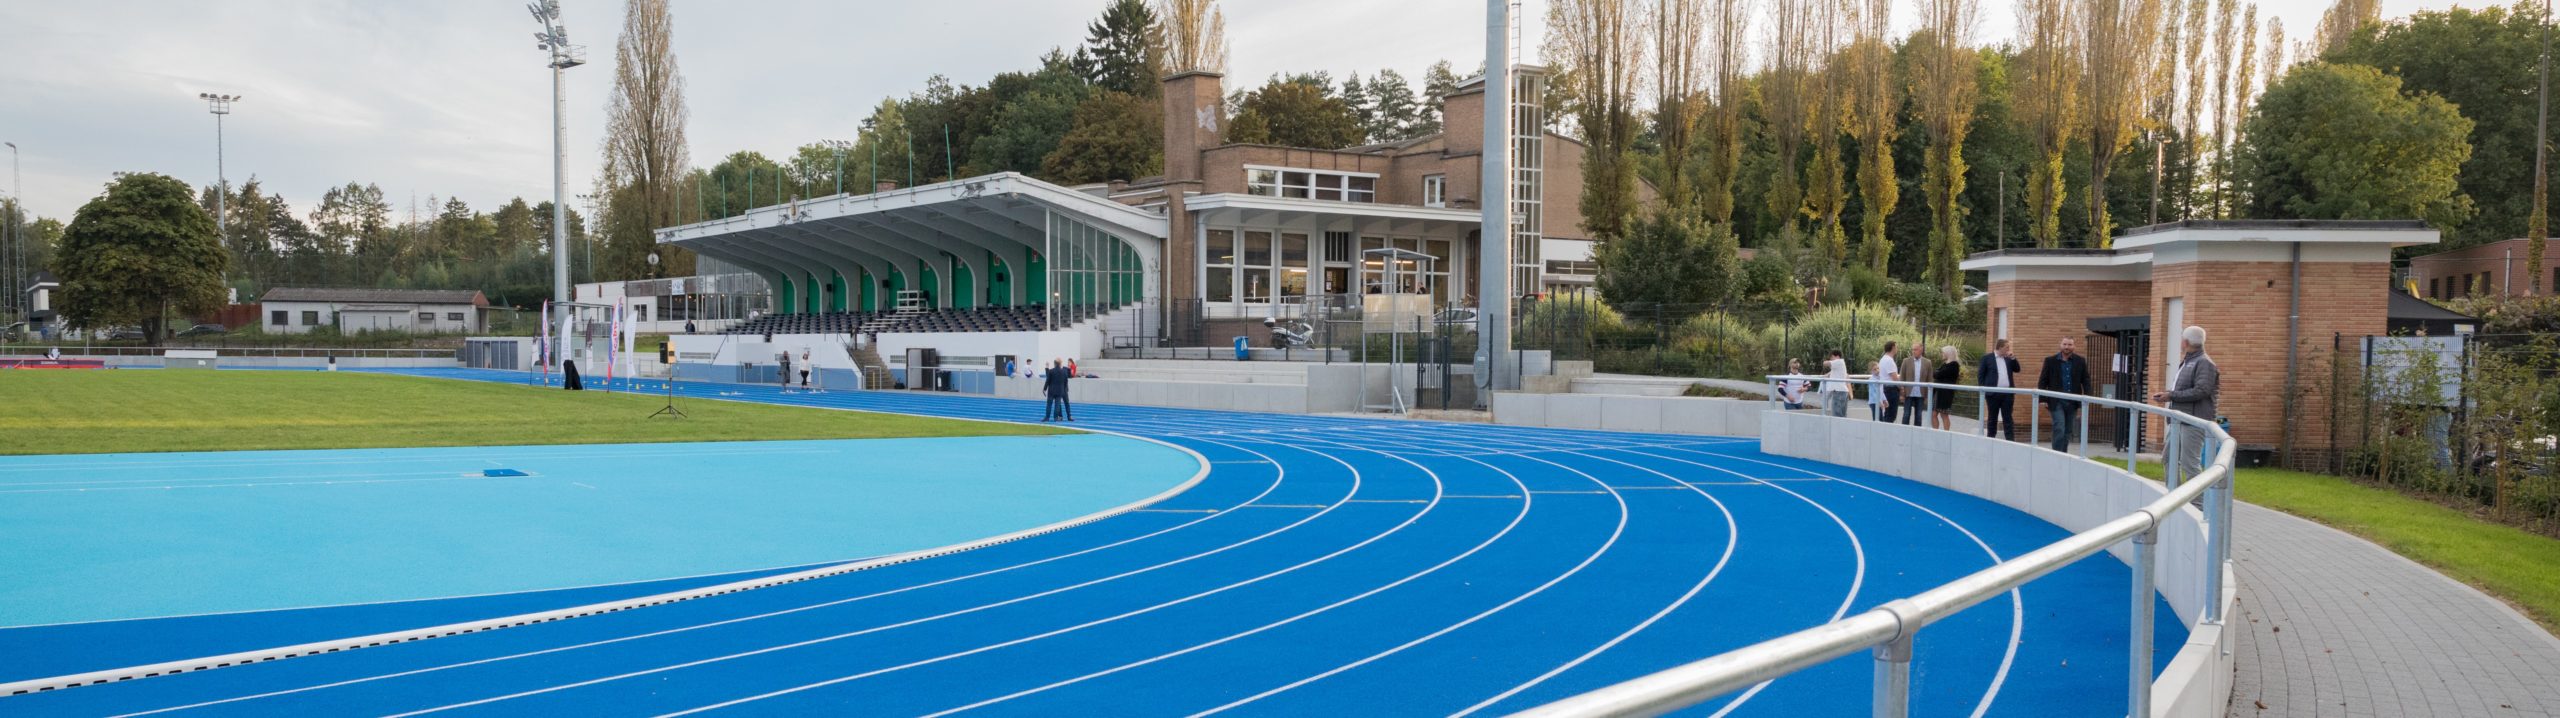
xmin=1524 ymin=375 xmax=2239 ymax=718
xmin=1512 ymin=298 xmax=1987 ymax=385
xmin=0 ymin=346 xmax=458 ymax=359
xmin=2328 ymin=332 xmax=2560 ymax=533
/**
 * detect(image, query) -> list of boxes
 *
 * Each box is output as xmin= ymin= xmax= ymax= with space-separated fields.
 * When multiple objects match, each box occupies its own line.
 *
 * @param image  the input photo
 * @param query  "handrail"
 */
xmin=0 ymin=346 xmax=458 ymax=359
xmin=1520 ymin=373 xmax=2236 ymax=718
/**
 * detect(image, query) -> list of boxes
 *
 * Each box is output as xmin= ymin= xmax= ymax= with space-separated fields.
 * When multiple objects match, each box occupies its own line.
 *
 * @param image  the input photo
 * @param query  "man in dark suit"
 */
xmin=1042 ymin=359 xmax=1075 ymax=422
xmin=2037 ymin=337 xmax=2093 ymax=452
xmin=1978 ymin=338 xmax=2022 ymax=440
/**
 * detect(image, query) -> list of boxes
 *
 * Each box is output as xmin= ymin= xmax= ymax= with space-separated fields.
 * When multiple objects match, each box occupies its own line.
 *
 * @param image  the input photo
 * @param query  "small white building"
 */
xmin=257 ymin=288 xmax=489 ymax=335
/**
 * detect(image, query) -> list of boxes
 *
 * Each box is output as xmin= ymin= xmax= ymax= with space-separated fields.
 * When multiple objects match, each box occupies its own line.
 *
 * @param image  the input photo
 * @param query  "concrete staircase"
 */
xmin=851 ymin=343 xmax=895 ymax=390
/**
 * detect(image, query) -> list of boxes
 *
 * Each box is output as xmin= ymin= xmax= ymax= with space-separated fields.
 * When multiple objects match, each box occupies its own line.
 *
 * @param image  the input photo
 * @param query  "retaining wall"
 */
xmin=1759 ymin=410 xmax=2237 ymax=717
xmin=1489 ymin=393 xmax=1767 ymax=437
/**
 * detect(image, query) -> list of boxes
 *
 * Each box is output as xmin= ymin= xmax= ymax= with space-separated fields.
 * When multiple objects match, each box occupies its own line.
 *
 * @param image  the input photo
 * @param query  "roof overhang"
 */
xmin=655 ymin=172 xmax=1167 ymax=247
xmin=1962 ymin=249 xmax=2154 ymax=282
xmin=1184 ymin=193 xmax=1487 ymax=238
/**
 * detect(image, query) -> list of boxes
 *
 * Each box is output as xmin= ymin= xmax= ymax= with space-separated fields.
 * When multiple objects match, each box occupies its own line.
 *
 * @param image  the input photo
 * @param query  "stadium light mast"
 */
xmin=531 ymin=0 xmax=585 ymax=368
xmin=3 ymin=141 xmax=16 ymax=327
xmin=199 ymin=93 xmax=239 ymax=299
xmin=1478 ymin=0 xmax=1515 ymax=399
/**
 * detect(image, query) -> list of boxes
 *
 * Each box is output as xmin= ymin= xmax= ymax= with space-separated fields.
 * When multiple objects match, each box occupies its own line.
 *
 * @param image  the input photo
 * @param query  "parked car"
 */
xmin=1961 ymin=285 xmax=1989 ymax=304
xmin=103 ymin=328 xmax=147 ymax=341
xmin=175 ymin=323 xmax=229 ymax=338
xmin=1432 ymin=307 xmax=1480 ymax=327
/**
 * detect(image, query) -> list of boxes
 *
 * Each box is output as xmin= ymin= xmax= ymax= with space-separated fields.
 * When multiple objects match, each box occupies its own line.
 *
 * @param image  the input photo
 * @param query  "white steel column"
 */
xmin=1479 ymin=0 xmax=1515 ymax=396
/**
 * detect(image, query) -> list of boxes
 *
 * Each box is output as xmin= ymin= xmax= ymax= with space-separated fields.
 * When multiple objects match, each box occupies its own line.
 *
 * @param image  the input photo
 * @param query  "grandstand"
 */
xmin=719 ymin=305 xmax=1070 ymax=336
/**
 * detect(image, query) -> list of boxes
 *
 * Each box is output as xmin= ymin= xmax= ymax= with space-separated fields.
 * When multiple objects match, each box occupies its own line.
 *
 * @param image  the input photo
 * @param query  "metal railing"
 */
xmin=0 ymin=346 xmax=458 ymax=359
xmin=1521 ymin=375 xmax=2236 ymax=718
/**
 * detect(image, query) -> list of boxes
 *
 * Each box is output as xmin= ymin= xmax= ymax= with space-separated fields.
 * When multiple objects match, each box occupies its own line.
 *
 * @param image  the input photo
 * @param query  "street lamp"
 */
xmin=530 ymin=0 xmax=585 ymax=370
xmin=199 ymin=94 xmax=240 ymax=300
xmin=818 ymin=139 xmax=851 ymax=195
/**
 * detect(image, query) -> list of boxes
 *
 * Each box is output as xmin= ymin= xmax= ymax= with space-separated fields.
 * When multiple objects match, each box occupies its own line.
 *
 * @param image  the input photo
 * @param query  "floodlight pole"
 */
xmin=532 ymin=0 xmax=585 ymax=371
xmin=3 ymin=141 xmax=15 ymax=327
xmin=1478 ymin=0 xmax=1516 ymax=399
xmin=199 ymin=94 xmax=239 ymax=299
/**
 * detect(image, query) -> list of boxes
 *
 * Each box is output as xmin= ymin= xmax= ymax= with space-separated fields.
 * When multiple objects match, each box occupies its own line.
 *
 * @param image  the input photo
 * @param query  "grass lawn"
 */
xmin=0 ymin=370 xmax=1069 ymax=455
xmin=2131 ymin=461 xmax=2560 ymax=633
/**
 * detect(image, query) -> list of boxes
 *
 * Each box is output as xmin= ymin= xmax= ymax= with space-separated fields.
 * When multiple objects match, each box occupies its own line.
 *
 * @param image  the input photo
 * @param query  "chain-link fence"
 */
xmin=2329 ymin=332 xmax=2560 ymax=534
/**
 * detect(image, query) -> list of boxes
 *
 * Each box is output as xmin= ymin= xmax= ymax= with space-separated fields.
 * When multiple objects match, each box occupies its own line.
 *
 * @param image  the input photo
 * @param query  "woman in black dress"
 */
xmin=1931 ymin=345 xmax=1962 ymax=430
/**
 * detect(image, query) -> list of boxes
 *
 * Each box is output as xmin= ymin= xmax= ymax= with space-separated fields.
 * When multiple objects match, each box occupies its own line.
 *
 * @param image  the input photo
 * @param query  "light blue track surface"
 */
xmin=0 ymin=368 xmax=2184 ymax=716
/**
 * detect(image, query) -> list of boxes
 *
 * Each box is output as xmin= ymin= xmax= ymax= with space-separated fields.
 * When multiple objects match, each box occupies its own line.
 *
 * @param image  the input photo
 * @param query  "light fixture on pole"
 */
xmin=199 ymin=94 xmax=240 ymax=301
xmin=530 ymin=0 xmax=585 ymax=371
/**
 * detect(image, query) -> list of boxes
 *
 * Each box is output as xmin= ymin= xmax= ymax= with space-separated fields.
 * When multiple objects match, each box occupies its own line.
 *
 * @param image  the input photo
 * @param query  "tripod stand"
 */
xmin=649 ymin=372 xmax=687 ymax=419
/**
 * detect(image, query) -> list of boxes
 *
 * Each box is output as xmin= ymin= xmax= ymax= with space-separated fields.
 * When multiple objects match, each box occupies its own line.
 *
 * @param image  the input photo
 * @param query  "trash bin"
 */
xmin=1234 ymin=336 xmax=1250 ymax=361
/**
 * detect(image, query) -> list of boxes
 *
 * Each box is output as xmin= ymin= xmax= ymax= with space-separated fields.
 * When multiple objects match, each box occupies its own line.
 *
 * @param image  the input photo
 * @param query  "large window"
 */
xmin=1280 ymin=233 xmax=1309 ymax=298
xmin=1245 ymin=166 xmax=1377 ymax=203
xmin=1242 ymin=230 xmax=1274 ymax=302
xmin=1206 ymin=229 xmax=1236 ymax=303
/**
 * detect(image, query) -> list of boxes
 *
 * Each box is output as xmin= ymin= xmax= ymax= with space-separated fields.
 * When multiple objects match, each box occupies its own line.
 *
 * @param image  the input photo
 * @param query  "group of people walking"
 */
xmin=1789 ymin=327 xmax=2219 ymax=461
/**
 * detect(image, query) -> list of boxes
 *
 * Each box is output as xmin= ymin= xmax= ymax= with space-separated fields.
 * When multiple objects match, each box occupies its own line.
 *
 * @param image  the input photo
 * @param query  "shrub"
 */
xmin=1672 ymin=311 xmax=1767 ymax=377
xmin=1773 ymin=302 xmax=1918 ymax=372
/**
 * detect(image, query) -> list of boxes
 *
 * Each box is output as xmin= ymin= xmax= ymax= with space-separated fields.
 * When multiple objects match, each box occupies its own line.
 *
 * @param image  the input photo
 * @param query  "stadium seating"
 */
xmin=718 ymin=305 xmax=1084 ymax=336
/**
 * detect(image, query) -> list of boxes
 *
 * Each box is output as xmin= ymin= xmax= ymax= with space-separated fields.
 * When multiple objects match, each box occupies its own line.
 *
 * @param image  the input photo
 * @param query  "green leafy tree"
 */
xmin=1073 ymin=0 xmax=1160 ymax=96
xmin=2234 ymin=62 xmax=2475 ymax=229
xmin=1414 ymin=60 xmax=1461 ymax=136
xmin=1368 ymin=69 xmax=1423 ymax=141
xmin=1594 ymin=206 xmax=1737 ymax=311
xmin=969 ymin=63 xmax=1094 ymax=176
xmin=2325 ymin=5 xmax=2552 ymax=249
xmin=55 ymin=173 xmax=230 ymax=340
xmin=1223 ymin=78 xmax=1365 ymax=149
xmin=1045 ymin=90 xmax=1165 ymax=183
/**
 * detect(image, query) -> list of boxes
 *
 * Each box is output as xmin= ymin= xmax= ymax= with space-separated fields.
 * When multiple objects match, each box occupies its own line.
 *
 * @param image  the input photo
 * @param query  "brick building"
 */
xmin=2406 ymin=237 xmax=2556 ymax=299
xmin=1961 ymin=220 xmax=2439 ymax=467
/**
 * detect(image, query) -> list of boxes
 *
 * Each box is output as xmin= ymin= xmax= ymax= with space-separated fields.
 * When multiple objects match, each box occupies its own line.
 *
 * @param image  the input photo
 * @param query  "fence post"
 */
xmin=1872 ymin=626 xmax=1914 ymax=718
xmin=2130 ymin=524 xmax=2159 ymax=718
xmin=2030 ymin=396 xmax=2041 ymax=447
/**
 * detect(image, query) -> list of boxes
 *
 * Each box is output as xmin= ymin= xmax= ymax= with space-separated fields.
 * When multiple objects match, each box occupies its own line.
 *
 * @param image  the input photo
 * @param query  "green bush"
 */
xmin=1516 ymin=295 xmax=1628 ymax=356
xmin=1672 ymin=311 xmax=1767 ymax=377
xmin=1773 ymin=302 xmax=1918 ymax=372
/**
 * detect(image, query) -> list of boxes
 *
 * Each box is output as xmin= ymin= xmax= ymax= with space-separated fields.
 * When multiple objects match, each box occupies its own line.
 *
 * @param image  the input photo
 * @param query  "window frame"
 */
xmin=1243 ymin=165 xmax=1379 ymax=204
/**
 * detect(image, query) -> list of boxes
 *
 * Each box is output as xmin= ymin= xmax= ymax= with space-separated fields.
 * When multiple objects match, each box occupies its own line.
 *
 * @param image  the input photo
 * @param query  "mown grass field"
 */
xmin=2134 ymin=461 xmax=2560 ymax=633
xmin=0 ymin=370 xmax=1069 ymax=455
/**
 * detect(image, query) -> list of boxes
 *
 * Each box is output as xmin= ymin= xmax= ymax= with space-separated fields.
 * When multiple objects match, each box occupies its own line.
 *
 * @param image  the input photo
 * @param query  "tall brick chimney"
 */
xmin=1162 ymin=70 xmax=1225 ymax=183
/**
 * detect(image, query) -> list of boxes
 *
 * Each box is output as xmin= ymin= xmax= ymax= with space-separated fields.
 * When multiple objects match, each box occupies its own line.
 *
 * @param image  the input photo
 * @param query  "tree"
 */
xmin=1416 ymin=60 xmax=1462 ymax=136
xmin=1915 ymin=0 xmax=1983 ymax=295
xmin=1550 ymin=0 xmax=1646 ymax=240
xmin=1155 ymin=0 xmax=1226 ymax=75
xmin=1847 ymin=0 xmax=1898 ymax=270
xmin=1223 ymin=79 xmax=1366 ymax=148
xmin=2234 ymin=63 xmax=2475 ymax=230
xmin=492 ymin=198 xmax=540 ymax=257
xmin=2326 ymin=5 xmax=2555 ymax=249
xmin=2082 ymin=0 xmax=2171 ymax=247
xmin=54 ymin=173 xmax=229 ymax=341
xmin=2179 ymin=0 xmax=2208 ymax=218
xmin=599 ymin=0 xmax=691 ymax=280
xmin=1803 ymin=0 xmax=1852 ymax=268
xmin=1701 ymin=0 xmax=1753 ymax=224
xmin=1045 ymin=90 xmax=1166 ymax=182
xmin=1651 ymin=0 xmax=1708 ymax=210
xmin=2314 ymin=0 xmax=2380 ymax=55
xmin=2206 ymin=0 xmax=2238 ymax=216
xmin=1074 ymin=0 xmax=1160 ymax=96
xmin=1368 ymin=69 xmax=1424 ymax=141
xmin=1763 ymin=0 xmax=1817 ymax=252
xmin=2017 ymin=0 xmax=2082 ymax=247
xmin=1341 ymin=73 xmax=1378 ymax=142
xmin=969 ymin=63 xmax=1094 ymax=176
xmin=1594 ymin=206 xmax=1737 ymax=309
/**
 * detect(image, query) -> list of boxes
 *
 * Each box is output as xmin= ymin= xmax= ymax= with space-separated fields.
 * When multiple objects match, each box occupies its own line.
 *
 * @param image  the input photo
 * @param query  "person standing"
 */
xmin=777 ymin=350 xmax=793 ymax=388
xmin=1781 ymin=359 xmax=1810 ymax=410
xmin=2150 ymin=326 xmax=2221 ymax=481
xmin=1978 ymin=339 xmax=2022 ymax=440
xmin=1043 ymin=359 xmax=1075 ymax=422
xmin=2038 ymin=337 xmax=2093 ymax=453
xmin=1821 ymin=350 xmax=1852 ymax=417
xmin=799 ymin=349 xmax=813 ymax=387
xmin=1872 ymin=341 xmax=1901 ymax=422
xmin=1931 ymin=346 xmax=1961 ymax=430
xmin=1901 ymin=346 xmax=1927 ymax=426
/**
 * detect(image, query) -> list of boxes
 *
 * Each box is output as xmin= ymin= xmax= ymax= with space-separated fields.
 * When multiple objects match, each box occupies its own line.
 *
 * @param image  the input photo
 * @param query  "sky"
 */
xmin=0 ymin=0 xmax=2463 ymax=223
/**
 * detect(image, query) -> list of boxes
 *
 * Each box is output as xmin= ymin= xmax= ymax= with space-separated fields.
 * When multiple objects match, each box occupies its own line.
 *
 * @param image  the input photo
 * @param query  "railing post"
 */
xmin=2204 ymin=436 xmax=2230 ymax=627
xmin=2164 ymin=427 xmax=2183 ymax=490
xmin=1872 ymin=628 xmax=1913 ymax=718
xmin=2078 ymin=401 xmax=2090 ymax=457
xmin=2129 ymin=524 xmax=2159 ymax=718
xmin=2029 ymin=396 xmax=2041 ymax=447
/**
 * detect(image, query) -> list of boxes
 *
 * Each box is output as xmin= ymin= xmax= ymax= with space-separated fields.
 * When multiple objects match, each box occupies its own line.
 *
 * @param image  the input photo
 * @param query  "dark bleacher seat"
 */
xmin=720 ymin=304 xmax=1102 ymax=336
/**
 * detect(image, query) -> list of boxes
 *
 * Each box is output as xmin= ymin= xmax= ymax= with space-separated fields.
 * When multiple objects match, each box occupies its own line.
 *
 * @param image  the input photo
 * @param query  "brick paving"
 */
xmin=2225 ymin=503 xmax=2560 ymax=717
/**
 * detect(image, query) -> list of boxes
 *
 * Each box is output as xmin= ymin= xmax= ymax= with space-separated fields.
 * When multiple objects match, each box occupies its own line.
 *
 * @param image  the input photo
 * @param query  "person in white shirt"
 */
xmin=1780 ymin=358 xmax=1810 ymax=409
xmin=1821 ymin=351 xmax=1852 ymax=417
xmin=1873 ymin=341 xmax=1901 ymax=422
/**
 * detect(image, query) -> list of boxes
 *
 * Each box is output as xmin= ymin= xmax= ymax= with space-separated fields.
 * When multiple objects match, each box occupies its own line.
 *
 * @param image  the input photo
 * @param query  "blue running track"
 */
xmin=0 ymin=368 xmax=2182 ymax=716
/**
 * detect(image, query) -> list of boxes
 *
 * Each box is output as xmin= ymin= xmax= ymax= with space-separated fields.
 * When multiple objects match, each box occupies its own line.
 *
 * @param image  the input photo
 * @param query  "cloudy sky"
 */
xmin=0 ymin=0 xmax=2446 ymax=222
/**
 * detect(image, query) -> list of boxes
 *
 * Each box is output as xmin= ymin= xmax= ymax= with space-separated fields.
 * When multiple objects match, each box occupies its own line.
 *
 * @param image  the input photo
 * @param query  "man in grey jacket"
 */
xmin=2151 ymin=325 xmax=2221 ymax=480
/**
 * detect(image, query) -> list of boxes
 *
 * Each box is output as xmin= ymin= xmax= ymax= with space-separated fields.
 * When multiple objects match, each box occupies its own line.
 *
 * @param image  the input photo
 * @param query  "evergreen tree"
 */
xmin=1369 ymin=69 xmax=1422 ymax=142
xmin=1416 ymin=60 xmax=1461 ymax=136
xmin=1073 ymin=0 xmax=1160 ymax=96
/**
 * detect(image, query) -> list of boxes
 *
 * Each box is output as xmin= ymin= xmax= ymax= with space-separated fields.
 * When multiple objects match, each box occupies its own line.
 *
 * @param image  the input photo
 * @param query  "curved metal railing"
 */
xmin=1519 ymin=374 xmax=2237 ymax=718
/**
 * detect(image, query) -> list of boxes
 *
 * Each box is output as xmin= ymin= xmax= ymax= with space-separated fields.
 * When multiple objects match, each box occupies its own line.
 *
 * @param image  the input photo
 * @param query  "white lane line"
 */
xmin=1189 ymin=448 xmax=1633 ymax=715
xmin=919 ymin=442 xmax=1485 ymax=716
xmin=1611 ymin=447 xmax=1867 ymax=718
xmin=108 ymin=437 xmax=1295 ymax=718
xmin=644 ymin=437 xmax=1440 ymax=718
xmin=1451 ymin=449 xmax=1742 ymax=716
xmin=1669 ymin=446 xmax=2022 ymax=718
xmin=379 ymin=439 xmax=1373 ymax=718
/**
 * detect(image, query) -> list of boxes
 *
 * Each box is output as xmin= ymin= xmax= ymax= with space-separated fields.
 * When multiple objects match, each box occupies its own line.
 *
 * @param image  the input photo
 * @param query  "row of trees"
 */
xmin=1561 ymin=0 xmax=2537 ymax=312
xmin=194 ymin=179 xmax=588 ymax=305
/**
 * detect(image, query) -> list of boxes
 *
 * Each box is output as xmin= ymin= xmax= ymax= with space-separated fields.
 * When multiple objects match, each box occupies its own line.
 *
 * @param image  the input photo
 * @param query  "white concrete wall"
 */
xmin=259 ymin=300 xmax=481 ymax=335
xmin=1759 ymin=410 xmax=2235 ymax=718
xmin=1490 ymin=393 xmax=1767 ymax=437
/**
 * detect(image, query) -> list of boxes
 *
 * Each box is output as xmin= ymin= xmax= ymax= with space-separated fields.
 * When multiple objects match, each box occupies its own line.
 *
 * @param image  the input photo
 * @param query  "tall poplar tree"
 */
xmin=1849 ymin=0 xmax=1899 ymax=271
xmin=2082 ymin=0 xmax=2171 ymax=247
xmin=599 ymin=0 xmax=690 ymax=279
xmin=1915 ymin=0 xmax=1981 ymax=294
xmin=2017 ymin=0 xmax=2083 ymax=247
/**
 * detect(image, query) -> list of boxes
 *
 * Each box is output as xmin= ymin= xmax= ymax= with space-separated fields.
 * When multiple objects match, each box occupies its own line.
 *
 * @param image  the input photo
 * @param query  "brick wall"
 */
xmin=1982 ymin=279 xmax=2150 ymax=395
xmin=2148 ymin=260 xmax=2389 ymax=461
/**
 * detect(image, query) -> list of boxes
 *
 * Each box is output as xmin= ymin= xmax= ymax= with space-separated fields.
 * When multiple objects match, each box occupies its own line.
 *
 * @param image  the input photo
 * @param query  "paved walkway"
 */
xmin=2226 ymin=503 xmax=2560 ymax=717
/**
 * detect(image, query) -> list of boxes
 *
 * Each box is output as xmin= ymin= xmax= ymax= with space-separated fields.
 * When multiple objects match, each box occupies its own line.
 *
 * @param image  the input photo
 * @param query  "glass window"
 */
xmin=1243 ymin=231 xmax=1273 ymax=267
xmin=270 ymin=310 xmax=287 ymax=326
xmin=1281 ymin=172 xmax=1312 ymax=199
xmin=1206 ymin=229 xmax=1236 ymax=303
xmin=1208 ymin=229 xmax=1234 ymax=265
xmin=301 ymin=310 xmax=319 ymax=325
xmin=447 ymin=312 xmax=465 ymax=321
xmin=1246 ymin=169 xmax=1280 ymax=196
xmin=1324 ymin=231 xmax=1353 ymax=264
xmin=1244 ymin=231 xmax=1274 ymax=302
xmin=1347 ymin=175 xmax=1375 ymax=203
xmin=1208 ymin=265 xmax=1234 ymax=302
xmin=419 ymin=312 xmax=436 ymax=322
xmin=1280 ymin=233 xmax=1309 ymax=297
xmin=1422 ymin=175 xmax=1444 ymax=207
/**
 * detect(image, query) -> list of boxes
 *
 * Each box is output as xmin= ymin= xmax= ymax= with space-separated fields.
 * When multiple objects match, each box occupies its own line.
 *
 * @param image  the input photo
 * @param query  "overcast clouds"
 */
xmin=0 ymin=0 xmax=2440 ymax=222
